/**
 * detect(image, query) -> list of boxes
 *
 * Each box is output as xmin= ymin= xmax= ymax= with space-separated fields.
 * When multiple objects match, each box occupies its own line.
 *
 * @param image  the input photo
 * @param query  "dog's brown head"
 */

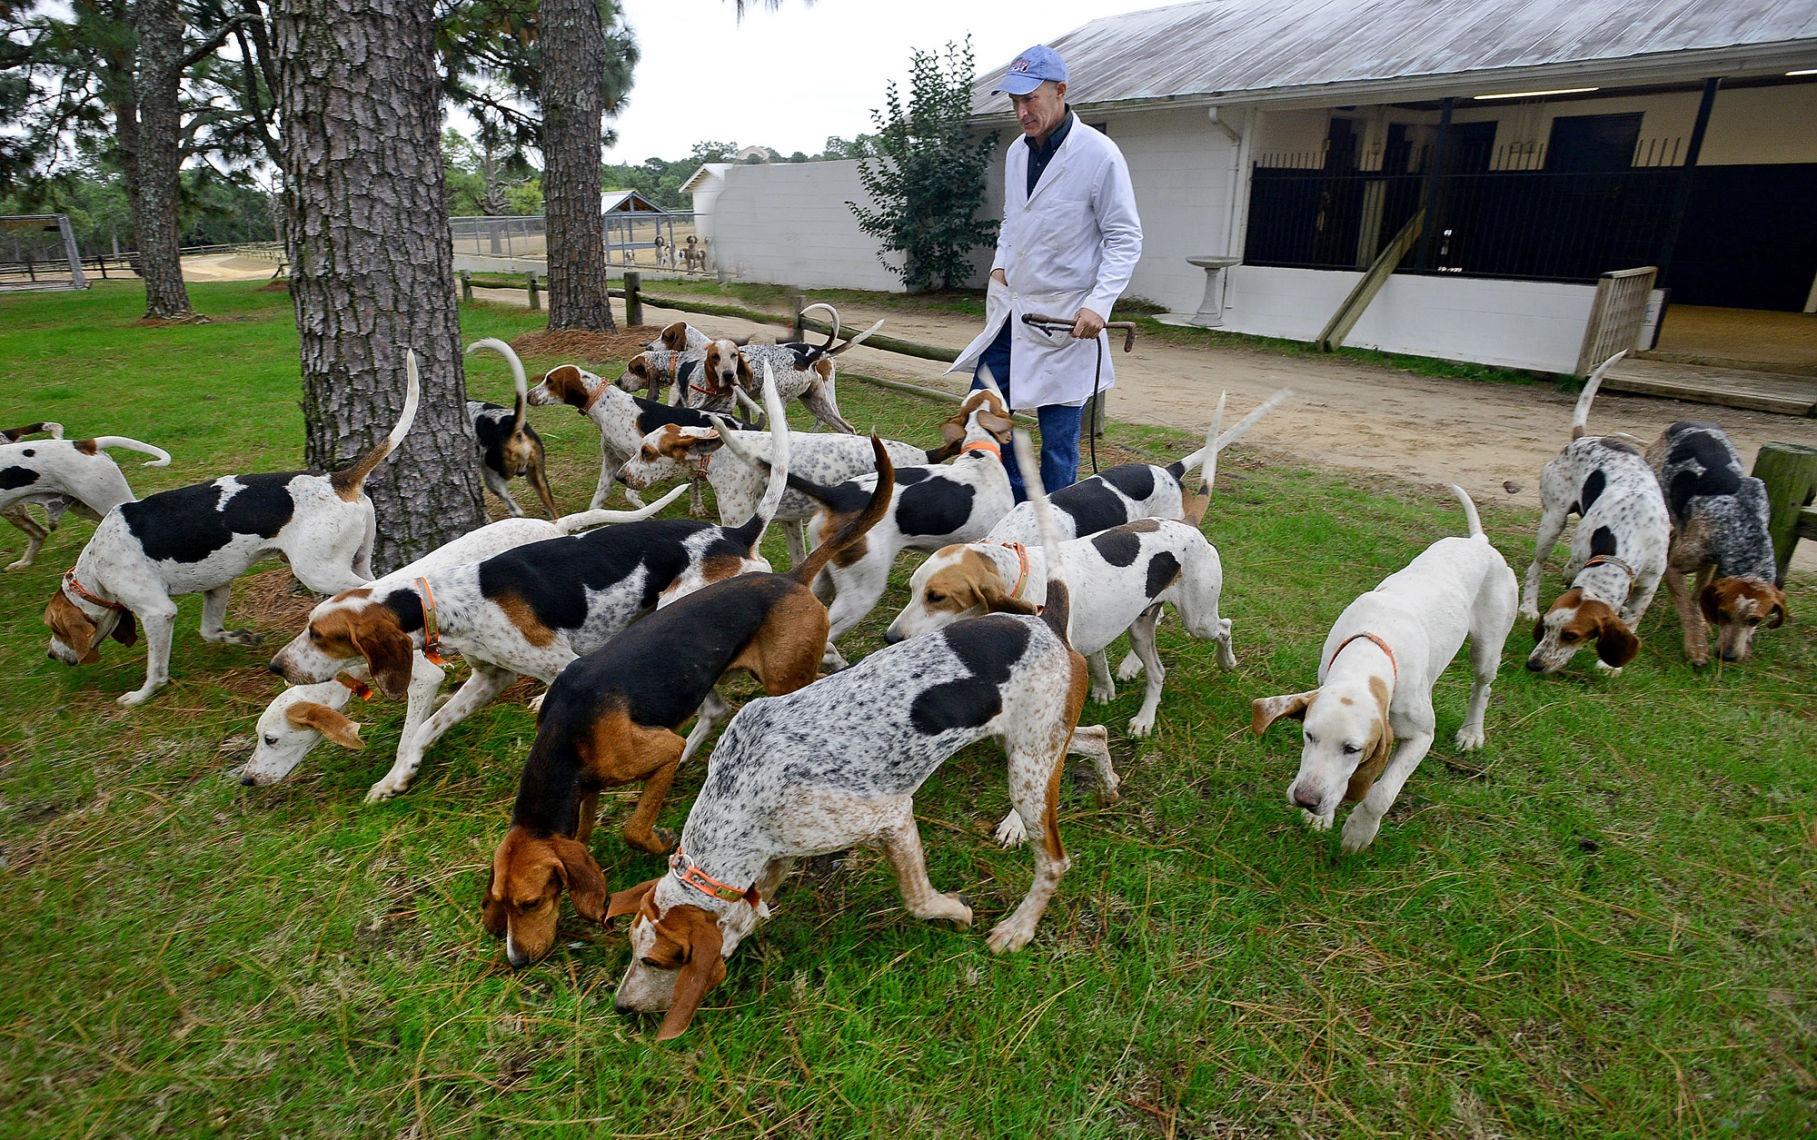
xmin=941 ymin=389 xmax=1014 ymax=446
xmin=1528 ymin=590 xmax=1640 ymax=674
xmin=279 ymin=601 xmax=414 ymax=699
xmin=655 ymin=322 xmax=692 ymax=352
xmin=532 ymin=364 xmax=600 ymax=409
xmin=44 ymin=587 xmax=134 ymax=666
xmin=1699 ymin=577 xmax=1786 ymax=663
xmin=607 ymin=878 xmax=731 ymax=1041
xmin=483 ymin=827 xmax=608 ymax=969
xmin=700 ymin=339 xmax=752 ymax=395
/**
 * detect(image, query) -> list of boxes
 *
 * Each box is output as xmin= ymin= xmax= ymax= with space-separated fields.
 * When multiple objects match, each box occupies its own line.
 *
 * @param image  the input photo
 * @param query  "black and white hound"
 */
xmin=2 ymin=424 xmax=171 ymax=570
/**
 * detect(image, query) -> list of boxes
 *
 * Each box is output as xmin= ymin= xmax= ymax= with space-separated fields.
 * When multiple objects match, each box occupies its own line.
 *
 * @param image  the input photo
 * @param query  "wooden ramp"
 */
xmin=1601 ymin=356 xmax=1817 ymax=417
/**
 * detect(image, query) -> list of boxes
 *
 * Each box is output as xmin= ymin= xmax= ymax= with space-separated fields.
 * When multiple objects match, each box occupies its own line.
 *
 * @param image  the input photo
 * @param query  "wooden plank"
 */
xmin=1316 ymin=207 xmax=1423 ymax=352
xmin=1753 ymin=442 xmax=1817 ymax=580
xmin=1601 ymin=358 xmax=1817 ymax=416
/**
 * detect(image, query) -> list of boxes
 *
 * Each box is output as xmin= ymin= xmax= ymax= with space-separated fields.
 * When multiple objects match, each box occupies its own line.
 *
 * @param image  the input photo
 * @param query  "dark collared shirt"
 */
xmin=1024 ymin=108 xmax=1074 ymax=197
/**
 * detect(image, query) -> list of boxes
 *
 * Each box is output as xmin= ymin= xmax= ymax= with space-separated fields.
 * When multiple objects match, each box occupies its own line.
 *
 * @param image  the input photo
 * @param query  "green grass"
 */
xmin=2 ymin=281 xmax=1814 ymax=1137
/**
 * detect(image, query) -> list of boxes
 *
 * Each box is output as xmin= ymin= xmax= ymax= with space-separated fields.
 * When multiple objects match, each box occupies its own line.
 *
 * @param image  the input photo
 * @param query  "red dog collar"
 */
xmin=669 ymin=847 xmax=760 ymax=907
xmin=336 ymin=672 xmax=374 ymax=700
xmin=417 ymin=577 xmax=450 ymax=667
xmin=63 ymin=569 xmax=126 ymax=612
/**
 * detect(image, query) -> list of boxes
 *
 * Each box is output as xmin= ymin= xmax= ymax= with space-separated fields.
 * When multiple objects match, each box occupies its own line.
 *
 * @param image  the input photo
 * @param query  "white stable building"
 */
xmin=701 ymin=0 xmax=1817 ymax=375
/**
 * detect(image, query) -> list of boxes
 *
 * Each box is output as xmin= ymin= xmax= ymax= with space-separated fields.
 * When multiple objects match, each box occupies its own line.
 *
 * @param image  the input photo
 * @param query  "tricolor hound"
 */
xmin=238 ymin=495 xmax=684 ymax=796
xmin=1253 ymin=485 xmax=1517 ymax=853
xmin=605 ymin=431 xmax=1089 ymax=1041
xmin=482 ymin=438 xmax=895 ymax=966
xmin=1521 ymin=354 xmax=1669 ymax=674
xmin=44 ymin=356 xmax=420 ymax=706
xmin=268 ymin=372 xmax=794 ymax=799
xmin=466 ymin=339 xmax=558 ymax=520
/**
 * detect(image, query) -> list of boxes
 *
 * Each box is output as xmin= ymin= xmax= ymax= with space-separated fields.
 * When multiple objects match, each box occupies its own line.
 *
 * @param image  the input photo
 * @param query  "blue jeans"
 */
xmin=972 ymin=320 xmax=1084 ymax=503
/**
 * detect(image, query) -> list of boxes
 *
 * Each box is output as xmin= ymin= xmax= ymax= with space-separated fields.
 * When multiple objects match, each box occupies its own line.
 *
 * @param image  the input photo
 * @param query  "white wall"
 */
xmin=1098 ymin=106 xmax=1243 ymax=309
xmin=1221 ymin=266 xmax=1596 ymax=373
xmin=708 ymin=159 xmax=904 ymax=291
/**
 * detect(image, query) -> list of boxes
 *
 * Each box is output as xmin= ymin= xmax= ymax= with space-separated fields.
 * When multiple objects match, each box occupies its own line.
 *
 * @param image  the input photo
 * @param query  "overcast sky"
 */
xmin=600 ymin=0 xmax=1167 ymax=163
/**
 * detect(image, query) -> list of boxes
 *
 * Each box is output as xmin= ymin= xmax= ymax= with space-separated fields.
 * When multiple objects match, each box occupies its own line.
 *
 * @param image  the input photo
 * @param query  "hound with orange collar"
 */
xmin=1253 ymin=485 xmax=1516 ymax=853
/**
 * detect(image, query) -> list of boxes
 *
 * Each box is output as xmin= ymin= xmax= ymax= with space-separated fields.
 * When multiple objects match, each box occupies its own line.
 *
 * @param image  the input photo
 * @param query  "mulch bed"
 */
xmin=507 ymin=326 xmax=663 ymax=367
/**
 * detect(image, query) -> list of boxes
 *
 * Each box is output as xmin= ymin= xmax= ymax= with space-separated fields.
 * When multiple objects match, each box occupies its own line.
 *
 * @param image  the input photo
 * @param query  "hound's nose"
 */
xmin=1291 ymin=784 xmax=1321 ymax=811
xmin=240 ymin=772 xmax=259 ymax=787
xmin=883 ymin=628 xmax=904 ymax=645
xmin=268 ymin=662 xmax=285 ymax=676
xmin=614 ymin=1000 xmax=634 ymax=1015
xmin=1525 ymin=655 xmax=1545 ymax=672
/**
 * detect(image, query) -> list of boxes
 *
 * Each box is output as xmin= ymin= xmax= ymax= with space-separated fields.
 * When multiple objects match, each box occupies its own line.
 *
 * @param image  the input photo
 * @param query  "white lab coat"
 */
xmin=949 ymin=115 xmax=1143 ymax=411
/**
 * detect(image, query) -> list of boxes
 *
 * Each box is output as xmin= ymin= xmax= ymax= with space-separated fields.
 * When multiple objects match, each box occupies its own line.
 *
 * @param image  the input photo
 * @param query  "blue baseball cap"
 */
xmin=992 ymin=45 xmax=1067 ymax=96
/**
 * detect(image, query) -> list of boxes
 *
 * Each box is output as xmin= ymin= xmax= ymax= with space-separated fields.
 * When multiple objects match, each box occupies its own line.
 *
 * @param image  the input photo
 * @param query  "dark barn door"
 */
xmin=1667 ymin=164 xmax=1817 ymax=311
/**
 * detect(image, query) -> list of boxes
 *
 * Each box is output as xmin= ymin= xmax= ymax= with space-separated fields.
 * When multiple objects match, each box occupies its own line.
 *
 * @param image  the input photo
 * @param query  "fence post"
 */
xmin=526 ymin=272 xmax=540 ymax=311
xmin=793 ymin=295 xmax=807 ymax=342
xmin=1753 ymin=442 xmax=1817 ymax=582
xmin=625 ymin=270 xmax=643 ymax=326
xmin=459 ymin=270 xmax=472 ymax=302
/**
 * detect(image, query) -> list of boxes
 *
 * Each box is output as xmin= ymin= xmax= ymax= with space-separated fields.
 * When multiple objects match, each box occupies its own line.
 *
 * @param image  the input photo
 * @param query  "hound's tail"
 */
xmin=787 ymin=436 xmax=893 ymax=586
xmin=553 ymin=485 xmax=689 ymax=532
xmin=802 ymin=302 xmax=841 ymax=350
xmin=1571 ymin=351 xmax=1625 ymax=440
xmin=466 ymin=337 xmax=529 ymax=438
xmin=1178 ymin=391 xmax=1227 ymax=526
xmin=825 ymin=318 xmax=885 ymax=358
xmin=1172 ymin=388 xmax=1291 ymax=480
xmin=1011 ymin=428 xmax=1072 ymax=644
xmin=2 ymin=421 xmax=63 ymax=442
xmin=331 ymin=348 xmax=422 ymax=498
xmin=89 ymin=437 xmax=172 ymax=466
xmin=1449 ymin=484 xmax=1486 ymax=540
xmin=717 ymin=363 xmax=790 ymax=553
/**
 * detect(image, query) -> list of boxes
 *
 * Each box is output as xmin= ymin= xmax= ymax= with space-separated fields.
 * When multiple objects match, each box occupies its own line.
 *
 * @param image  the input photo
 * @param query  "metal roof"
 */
xmin=971 ymin=0 xmax=1817 ymax=114
xmin=600 ymin=190 xmax=667 ymax=213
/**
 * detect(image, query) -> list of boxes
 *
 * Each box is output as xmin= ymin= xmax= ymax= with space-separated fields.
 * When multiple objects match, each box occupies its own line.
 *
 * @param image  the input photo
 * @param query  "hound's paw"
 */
xmin=1090 ymin=684 xmax=1116 ymax=705
xmin=1454 ymin=726 xmax=1486 ymax=751
xmin=1126 ymin=712 xmax=1155 ymax=738
xmin=1301 ymin=808 xmax=1333 ymax=832
xmin=1339 ymin=811 xmax=1382 ymax=853
xmin=1593 ymin=660 xmax=1624 ymax=676
xmin=985 ymin=919 xmax=1035 ymax=954
xmin=364 ymin=780 xmax=406 ymax=803
xmin=652 ymin=826 xmax=679 ymax=851
xmin=526 ymin=692 xmax=545 ymax=714
xmin=1216 ymin=641 xmax=1238 ymax=671
xmin=1114 ymin=654 xmax=1144 ymax=682
xmin=5 ymin=557 xmax=32 ymax=572
xmin=942 ymin=893 xmax=974 ymax=929
xmin=216 ymin=629 xmax=261 ymax=647
xmin=116 ymin=688 xmax=157 ymax=707
xmin=1518 ymin=603 xmax=1540 ymax=623
xmin=994 ymin=810 xmax=1028 ymax=848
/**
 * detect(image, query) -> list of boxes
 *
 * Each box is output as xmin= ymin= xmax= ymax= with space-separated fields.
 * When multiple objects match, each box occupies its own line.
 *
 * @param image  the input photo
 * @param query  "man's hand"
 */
xmin=1070 ymin=306 xmax=1105 ymax=339
xmin=990 ymin=268 xmax=1007 ymax=286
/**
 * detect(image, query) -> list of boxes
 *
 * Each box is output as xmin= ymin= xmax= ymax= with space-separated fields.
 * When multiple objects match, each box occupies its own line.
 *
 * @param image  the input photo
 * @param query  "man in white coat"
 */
xmin=949 ymin=44 xmax=1142 ymax=501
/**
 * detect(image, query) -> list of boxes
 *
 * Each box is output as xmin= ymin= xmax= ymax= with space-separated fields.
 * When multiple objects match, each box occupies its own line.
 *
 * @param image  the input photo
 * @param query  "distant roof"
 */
xmin=601 ymin=190 xmax=665 ymax=213
xmin=681 ymin=163 xmax=732 ymax=193
xmin=971 ymin=0 xmax=1817 ymax=114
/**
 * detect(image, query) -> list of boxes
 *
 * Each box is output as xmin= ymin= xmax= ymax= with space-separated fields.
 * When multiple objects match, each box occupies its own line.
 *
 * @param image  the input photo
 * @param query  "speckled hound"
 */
xmin=2 ymin=423 xmax=170 ymax=571
xmin=1521 ymin=353 xmax=1670 ymax=675
xmin=43 ymin=356 xmax=420 ymax=707
xmin=604 ymin=429 xmax=1089 ymax=1042
xmin=482 ymin=437 xmax=895 ymax=968
xmin=1254 ymin=485 xmax=1517 ymax=853
xmin=1645 ymin=420 xmax=1788 ymax=664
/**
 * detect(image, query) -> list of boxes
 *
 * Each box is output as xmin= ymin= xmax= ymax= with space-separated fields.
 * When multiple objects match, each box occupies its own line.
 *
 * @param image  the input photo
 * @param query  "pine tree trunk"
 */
xmin=271 ymin=0 xmax=486 ymax=573
xmin=540 ymin=0 xmax=615 ymax=332
xmin=133 ymin=0 xmax=200 ymax=321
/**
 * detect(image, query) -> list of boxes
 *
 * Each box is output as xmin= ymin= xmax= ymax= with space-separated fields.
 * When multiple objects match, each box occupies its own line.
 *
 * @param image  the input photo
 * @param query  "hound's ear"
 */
xmin=1345 ymin=713 xmax=1395 ymax=802
xmin=977 ymin=409 xmax=1015 ymax=440
xmin=551 ymin=836 xmax=607 ymax=922
xmin=349 ymin=611 xmax=414 ymax=700
xmin=284 ymin=702 xmax=365 ymax=750
xmin=605 ymin=876 xmax=661 ymax=922
xmin=687 ymin=431 xmax=726 ymax=455
xmin=1764 ymin=586 xmax=1788 ymax=629
xmin=481 ymin=863 xmax=508 ymax=935
xmin=1595 ymin=616 xmax=1641 ymax=668
xmin=44 ymin=591 xmax=100 ymax=664
xmin=656 ymin=910 xmax=726 ymax=1042
xmin=1699 ymin=582 xmax=1724 ymax=624
xmin=976 ymin=580 xmax=1038 ymax=615
xmin=109 ymin=609 xmax=137 ymax=646
xmin=733 ymin=351 xmax=755 ymax=389
xmin=940 ymin=413 xmax=968 ymax=444
xmin=1251 ymin=690 xmax=1317 ymax=735
xmin=1532 ymin=617 xmax=1548 ymax=644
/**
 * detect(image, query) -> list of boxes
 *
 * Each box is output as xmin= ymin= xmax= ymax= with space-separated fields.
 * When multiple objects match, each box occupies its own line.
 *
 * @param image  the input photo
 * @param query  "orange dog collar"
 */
xmin=337 ymin=672 xmax=374 ymax=700
xmin=1326 ymin=632 xmax=1396 ymax=685
xmin=417 ymin=577 xmax=450 ymax=667
xmin=997 ymin=541 xmax=1031 ymax=600
xmin=669 ymin=847 xmax=760 ymax=907
xmin=961 ymin=439 xmax=1002 ymax=459
xmin=63 ymin=569 xmax=125 ymax=612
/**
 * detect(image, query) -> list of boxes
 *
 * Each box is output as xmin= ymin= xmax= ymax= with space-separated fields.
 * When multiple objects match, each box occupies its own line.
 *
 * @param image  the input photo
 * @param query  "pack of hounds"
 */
xmin=6 ymin=329 xmax=1792 ymax=1040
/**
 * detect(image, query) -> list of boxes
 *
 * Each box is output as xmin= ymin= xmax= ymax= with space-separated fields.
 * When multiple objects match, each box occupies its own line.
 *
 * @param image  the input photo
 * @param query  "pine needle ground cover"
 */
xmin=1 ymin=283 xmax=1813 ymax=1138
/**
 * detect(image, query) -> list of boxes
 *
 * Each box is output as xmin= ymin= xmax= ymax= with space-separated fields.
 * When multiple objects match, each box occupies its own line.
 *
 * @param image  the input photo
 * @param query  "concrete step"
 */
xmin=1602 ymin=357 xmax=1817 ymax=417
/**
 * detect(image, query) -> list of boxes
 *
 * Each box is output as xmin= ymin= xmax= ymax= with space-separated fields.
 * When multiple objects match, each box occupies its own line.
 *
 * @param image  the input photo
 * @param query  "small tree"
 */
xmin=849 ymin=38 xmax=997 ymax=293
